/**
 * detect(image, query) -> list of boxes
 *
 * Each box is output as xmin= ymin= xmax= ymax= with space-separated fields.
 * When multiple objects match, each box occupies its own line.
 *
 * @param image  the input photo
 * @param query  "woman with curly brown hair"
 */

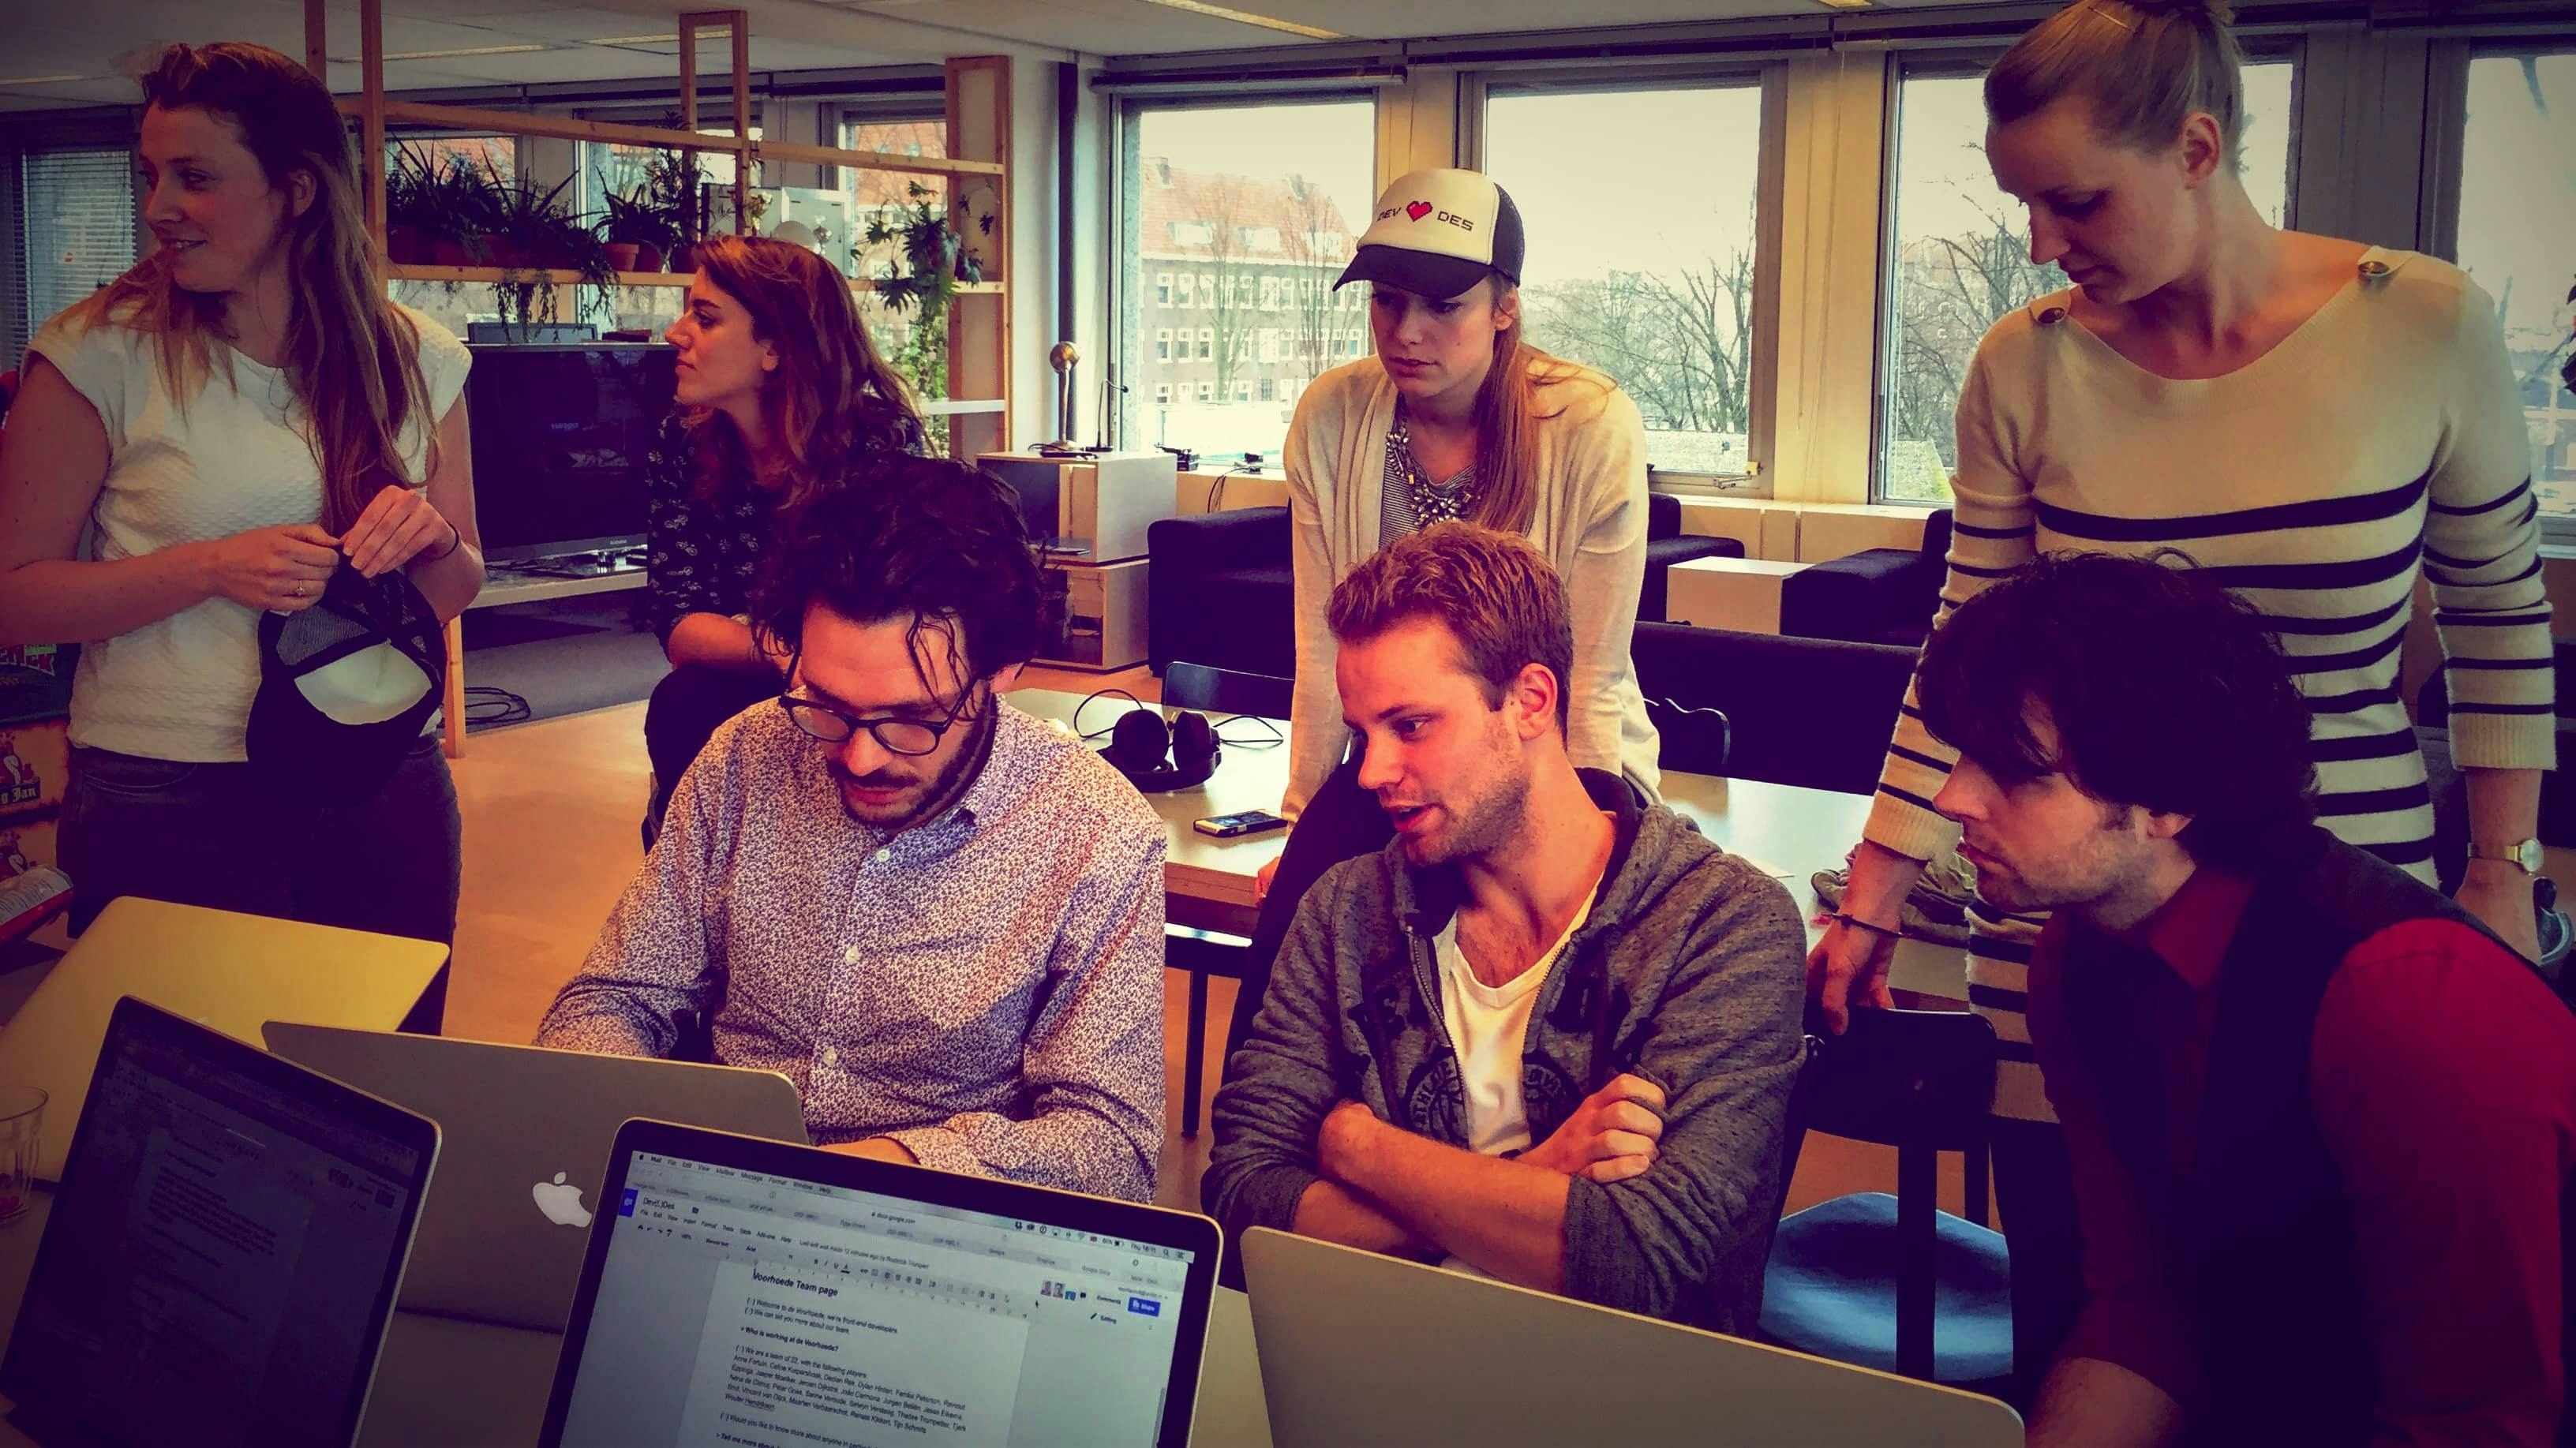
xmin=641 ymin=234 xmax=926 ymax=841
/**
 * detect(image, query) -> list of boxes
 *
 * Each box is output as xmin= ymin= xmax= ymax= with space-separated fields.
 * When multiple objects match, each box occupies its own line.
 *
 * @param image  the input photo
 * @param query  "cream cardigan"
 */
xmin=1279 ymin=354 xmax=1661 ymax=815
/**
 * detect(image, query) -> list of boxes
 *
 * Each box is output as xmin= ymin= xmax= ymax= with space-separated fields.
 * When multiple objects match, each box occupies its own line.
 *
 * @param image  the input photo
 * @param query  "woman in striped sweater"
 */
xmin=1805 ymin=0 xmax=2554 ymax=1402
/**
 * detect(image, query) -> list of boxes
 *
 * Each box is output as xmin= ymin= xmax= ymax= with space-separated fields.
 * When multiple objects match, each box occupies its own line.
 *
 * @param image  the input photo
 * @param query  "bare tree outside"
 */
xmin=1282 ymin=176 xmax=1355 ymax=391
xmin=1485 ymin=84 xmax=1766 ymax=478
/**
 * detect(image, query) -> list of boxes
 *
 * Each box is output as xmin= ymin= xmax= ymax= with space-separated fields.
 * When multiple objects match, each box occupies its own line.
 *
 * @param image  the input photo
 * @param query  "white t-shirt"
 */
xmin=29 ymin=301 xmax=471 ymax=761
xmin=1434 ymin=868 xmax=1603 ymax=1279
xmin=1436 ymin=875 xmax=1604 ymax=1158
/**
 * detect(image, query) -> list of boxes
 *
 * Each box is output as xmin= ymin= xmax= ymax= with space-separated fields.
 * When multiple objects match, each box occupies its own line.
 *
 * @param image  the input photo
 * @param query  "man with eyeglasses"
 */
xmin=537 ymin=455 xmax=1169 ymax=1202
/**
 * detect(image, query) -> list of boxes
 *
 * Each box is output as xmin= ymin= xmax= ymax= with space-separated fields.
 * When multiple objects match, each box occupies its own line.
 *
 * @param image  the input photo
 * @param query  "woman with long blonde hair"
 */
xmin=0 ymin=42 xmax=479 ymax=1024
xmin=639 ymin=234 xmax=925 ymax=841
xmin=1221 ymin=167 xmax=1660 ymax=1058
xmin=1803 ymin=0 xmax=2553 ymax=1424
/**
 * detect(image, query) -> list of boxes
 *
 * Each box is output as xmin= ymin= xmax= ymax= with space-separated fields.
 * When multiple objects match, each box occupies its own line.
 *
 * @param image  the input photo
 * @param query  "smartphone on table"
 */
xmin=1194 ymin=810 xmax=1288 ymax=838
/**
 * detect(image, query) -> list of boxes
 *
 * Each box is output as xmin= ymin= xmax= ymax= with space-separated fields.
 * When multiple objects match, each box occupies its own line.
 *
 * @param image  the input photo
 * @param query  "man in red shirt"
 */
xmin=1913 ymin=552 xmax=2574 ymax=1448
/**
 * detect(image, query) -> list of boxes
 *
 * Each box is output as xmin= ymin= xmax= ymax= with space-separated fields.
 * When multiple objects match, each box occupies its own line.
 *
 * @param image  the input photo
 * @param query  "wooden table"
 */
xmin=1006 ymin=688 xmax=1966 ymax=1001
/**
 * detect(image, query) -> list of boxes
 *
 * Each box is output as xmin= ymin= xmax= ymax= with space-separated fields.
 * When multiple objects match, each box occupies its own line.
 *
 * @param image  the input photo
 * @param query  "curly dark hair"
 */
xmin=1916 ymin=549 xmax=2318 ymax=870
xmin=753 ymin=455 xmax=1055 ymax=702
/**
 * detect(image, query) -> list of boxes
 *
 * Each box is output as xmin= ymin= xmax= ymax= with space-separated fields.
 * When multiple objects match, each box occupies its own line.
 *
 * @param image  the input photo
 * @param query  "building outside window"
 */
xmin=1118 ymin=97 xmax=1376 ymax=456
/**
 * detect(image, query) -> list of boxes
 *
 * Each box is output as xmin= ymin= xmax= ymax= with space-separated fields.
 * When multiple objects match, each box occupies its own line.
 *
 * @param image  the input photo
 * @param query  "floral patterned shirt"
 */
xmin=643 ymin=406 xmax=927 ymax=645
xmin=536 ymin=699 xmax=1170 ymax=1201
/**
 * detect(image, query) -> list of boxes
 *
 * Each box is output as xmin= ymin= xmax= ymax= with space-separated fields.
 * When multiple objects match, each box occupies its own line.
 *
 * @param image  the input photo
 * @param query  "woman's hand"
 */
xmin=340 ymin=483 xmax=459 ymax=578
xmin=1255 ymin=855 xmax=1282 ymax=905
xmin=197 ymin=524 xmax=342 ymax=612
xmin=1807 ymin=917 xmax=1900 ymax=1035
xmin=2457 ymin=860 xmax=2543 ymax=962
xmin=1806 ymin=840 xmax=1927 ymax=1033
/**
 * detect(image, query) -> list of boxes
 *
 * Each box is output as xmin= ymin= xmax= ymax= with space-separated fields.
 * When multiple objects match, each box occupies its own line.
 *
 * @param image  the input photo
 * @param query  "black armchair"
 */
xmin=1780 ymin=509 xmax=1951 ymax=649
xmin=1631 ymin=621 xmax=1918 ymax=794
xmin=1147 ymin=495 xmax=1749 ymax=678
xmin=1147 ymin=507 xmax=1295 ymax=679
xmin=1641 ymin=492 xmax=1745 ymax=622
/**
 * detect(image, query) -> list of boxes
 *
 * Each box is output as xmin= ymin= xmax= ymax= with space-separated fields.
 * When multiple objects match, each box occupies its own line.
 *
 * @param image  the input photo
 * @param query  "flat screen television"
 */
xmin=463 ymin=342 xmax=676 ymax=563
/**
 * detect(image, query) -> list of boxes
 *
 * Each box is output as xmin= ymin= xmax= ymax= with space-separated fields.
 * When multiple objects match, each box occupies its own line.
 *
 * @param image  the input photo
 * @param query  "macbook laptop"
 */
xmin=1241 ymin=1227 xmax=2024 ymax=1448
xmin=261 ymin=1023 xmax=807 ymax=1332
xmin=1 ymin=896 xmax=447 ymax=1182
xmin=1 ymin=997 xmax=439 ymax=1448
xmin=539 ymin=1119 xmax=1222 ymax=1448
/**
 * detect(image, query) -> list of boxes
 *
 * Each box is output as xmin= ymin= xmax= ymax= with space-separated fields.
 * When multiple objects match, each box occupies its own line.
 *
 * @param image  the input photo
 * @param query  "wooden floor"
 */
xmin=441 ymin=664 xmax=1950 ymax=1220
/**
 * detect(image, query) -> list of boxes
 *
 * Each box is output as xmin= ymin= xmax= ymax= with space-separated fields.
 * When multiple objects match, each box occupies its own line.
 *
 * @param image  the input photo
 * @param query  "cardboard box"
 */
xmin=0 ymin=645 xmax=76 ymax=727
xmin=0 ymin=719 xmax=66 ymax=821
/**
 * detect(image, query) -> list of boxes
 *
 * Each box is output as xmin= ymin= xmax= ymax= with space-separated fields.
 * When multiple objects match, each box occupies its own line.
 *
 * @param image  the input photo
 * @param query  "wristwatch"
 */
xmin=2466 ymin=837 xmax=2544 ymax=875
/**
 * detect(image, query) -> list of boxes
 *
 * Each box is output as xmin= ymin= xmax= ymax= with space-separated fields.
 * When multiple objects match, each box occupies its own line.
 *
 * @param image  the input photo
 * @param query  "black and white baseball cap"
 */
xmin=1334 ymin=168 xmax=1526 ymax=300
xmin=245 ymin=562 xmax=447 ymax=806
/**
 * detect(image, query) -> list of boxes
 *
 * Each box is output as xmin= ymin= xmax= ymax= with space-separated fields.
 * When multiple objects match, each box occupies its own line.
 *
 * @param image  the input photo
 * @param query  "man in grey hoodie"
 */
xmin=1203 ymin=521 xmax=1807 ymax=1332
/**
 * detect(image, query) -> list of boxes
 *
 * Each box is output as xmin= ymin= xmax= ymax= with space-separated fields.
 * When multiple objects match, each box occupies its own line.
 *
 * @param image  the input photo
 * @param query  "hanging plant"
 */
xmin=862 ymin=181 xmax=983 ymax=410
xmin=474 ymin=159 xmax=617 ymax=338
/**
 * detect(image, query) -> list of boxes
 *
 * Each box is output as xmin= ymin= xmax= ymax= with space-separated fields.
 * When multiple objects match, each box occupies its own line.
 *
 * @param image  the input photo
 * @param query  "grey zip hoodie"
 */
xmin=1203 ymin=769 xmax=1807 ymax=1331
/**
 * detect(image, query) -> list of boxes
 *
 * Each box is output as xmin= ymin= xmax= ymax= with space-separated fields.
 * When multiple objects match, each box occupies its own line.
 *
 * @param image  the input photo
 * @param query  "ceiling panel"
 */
xmin=0 ymin=0 xmax=2039 ymax=116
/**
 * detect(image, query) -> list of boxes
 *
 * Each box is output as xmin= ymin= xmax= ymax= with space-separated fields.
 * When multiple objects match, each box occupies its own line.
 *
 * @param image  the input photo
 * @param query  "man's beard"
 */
xmin=833 ymin=697 xmax=998 ymax=829
xmin=1406 ymin=765 xmax=1530 ymax=869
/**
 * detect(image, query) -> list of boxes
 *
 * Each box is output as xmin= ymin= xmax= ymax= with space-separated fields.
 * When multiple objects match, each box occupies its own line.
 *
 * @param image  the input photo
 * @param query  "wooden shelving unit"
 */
xmin=308 ymin=2 xmax=1016 ymax=757
xmin=309 ymin=1 xmax=1012 ymax=462
xmin=379 ymin=267 xmax=1005 ymax=294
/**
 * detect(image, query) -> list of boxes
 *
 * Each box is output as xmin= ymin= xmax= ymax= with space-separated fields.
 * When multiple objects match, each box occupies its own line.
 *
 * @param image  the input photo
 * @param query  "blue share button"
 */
xmin=1127 ymin=1296 xmax=1160 ymax=1317
xmin=620 ymin=1188 xmax=638 ymax=1216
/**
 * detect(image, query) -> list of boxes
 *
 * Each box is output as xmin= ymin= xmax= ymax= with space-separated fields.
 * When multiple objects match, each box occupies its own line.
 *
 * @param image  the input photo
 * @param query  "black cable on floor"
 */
xmin=462 ymin=686 xmax=532 ymax=729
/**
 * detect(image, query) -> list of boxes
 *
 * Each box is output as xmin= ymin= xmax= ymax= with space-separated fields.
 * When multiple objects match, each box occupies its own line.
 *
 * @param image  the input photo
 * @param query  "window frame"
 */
xmin=1110 ymin=89 xmax=1381 ymax=458
xmin=2433 ymin=36 xmax=2576 ymax=547
xmin=1464 ymin=65 xmax=1782 ymax=497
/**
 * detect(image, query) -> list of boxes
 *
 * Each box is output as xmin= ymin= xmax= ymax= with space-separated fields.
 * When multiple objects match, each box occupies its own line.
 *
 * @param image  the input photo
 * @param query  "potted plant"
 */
xmin=391 ymin=148 xmax=498 ymax=268
xmin=595 ymin=186 xmax=672 ymax=274
xmin=641 ymin=129 xmax=706 ymax=272
xmin=380 ymin=146 xmax=428 ymax=264
xmin=863 ymin=181 xmax=984 ymax=450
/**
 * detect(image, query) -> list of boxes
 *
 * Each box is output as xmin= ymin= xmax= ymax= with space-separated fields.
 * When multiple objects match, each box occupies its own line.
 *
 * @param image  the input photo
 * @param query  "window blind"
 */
xmin=14 ymin=146 xmax=136 ymax=367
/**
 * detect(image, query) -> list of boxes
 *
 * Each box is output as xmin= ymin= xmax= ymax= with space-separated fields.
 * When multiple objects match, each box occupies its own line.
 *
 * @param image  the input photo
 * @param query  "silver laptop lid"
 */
xmin=261 ymin=1023 xmax=805 ymax=1332
xmin=1240 ymin=1227 xmax=2023 ymax=1448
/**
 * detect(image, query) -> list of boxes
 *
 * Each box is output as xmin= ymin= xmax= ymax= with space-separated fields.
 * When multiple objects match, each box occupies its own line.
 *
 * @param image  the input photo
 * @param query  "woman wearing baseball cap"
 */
xmin=1223 ymin=165 xmax=1661 ymax=1057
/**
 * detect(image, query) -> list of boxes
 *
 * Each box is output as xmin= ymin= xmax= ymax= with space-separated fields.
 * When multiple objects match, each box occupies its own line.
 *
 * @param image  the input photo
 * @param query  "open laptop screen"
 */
xmin=0 ymin=997 xmax=437 ymax=1448
xmin=544 ymin=1121 xmax=1219 ymax=1448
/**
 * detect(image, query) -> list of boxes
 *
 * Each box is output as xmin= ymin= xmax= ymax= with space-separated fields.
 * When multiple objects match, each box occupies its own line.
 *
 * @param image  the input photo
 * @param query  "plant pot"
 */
xmin=665 ymin=243 xmax=695 ymax=275
xmin=604 ymin=242 xmax=642 ymax=272
xmin=633 ymin=242 xmax=664 ymax=275
xmin=385 ymin=224 xmax=422 ymax=265
xmin=431 ymin=238 xmax=470 ymax=267
xmin=481 ymin=234 xmax=533 ymax=269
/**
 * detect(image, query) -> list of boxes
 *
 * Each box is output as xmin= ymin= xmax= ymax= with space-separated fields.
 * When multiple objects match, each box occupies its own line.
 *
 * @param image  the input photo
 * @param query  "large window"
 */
xmin=1485 ymin=80 xmax=1766 ymax=481
xmin=1874 ymin=60 xmax=2296 ymax=503
xmin=1117 ymin=97 xmax=1375 ymax=458
xmin=13 ymin=148 xmax=137 ymax=365
xmin=2458 ymin=49 xmax=2576 ymax=522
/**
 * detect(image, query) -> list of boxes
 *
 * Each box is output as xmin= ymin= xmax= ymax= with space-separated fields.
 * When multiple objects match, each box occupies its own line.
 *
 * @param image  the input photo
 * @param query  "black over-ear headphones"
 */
xmin=1102 ymin=708 xmax=1220 ymax=792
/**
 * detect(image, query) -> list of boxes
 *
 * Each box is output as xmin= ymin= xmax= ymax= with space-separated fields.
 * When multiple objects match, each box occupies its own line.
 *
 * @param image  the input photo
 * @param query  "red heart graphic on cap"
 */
xmin=1405 ymin=200 xmax=1432 ymax=221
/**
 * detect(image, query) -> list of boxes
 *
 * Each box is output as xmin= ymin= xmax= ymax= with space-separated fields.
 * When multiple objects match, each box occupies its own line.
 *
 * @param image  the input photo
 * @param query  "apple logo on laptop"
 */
xmin=534 ymin=1172 xmax=593 ymax=1229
